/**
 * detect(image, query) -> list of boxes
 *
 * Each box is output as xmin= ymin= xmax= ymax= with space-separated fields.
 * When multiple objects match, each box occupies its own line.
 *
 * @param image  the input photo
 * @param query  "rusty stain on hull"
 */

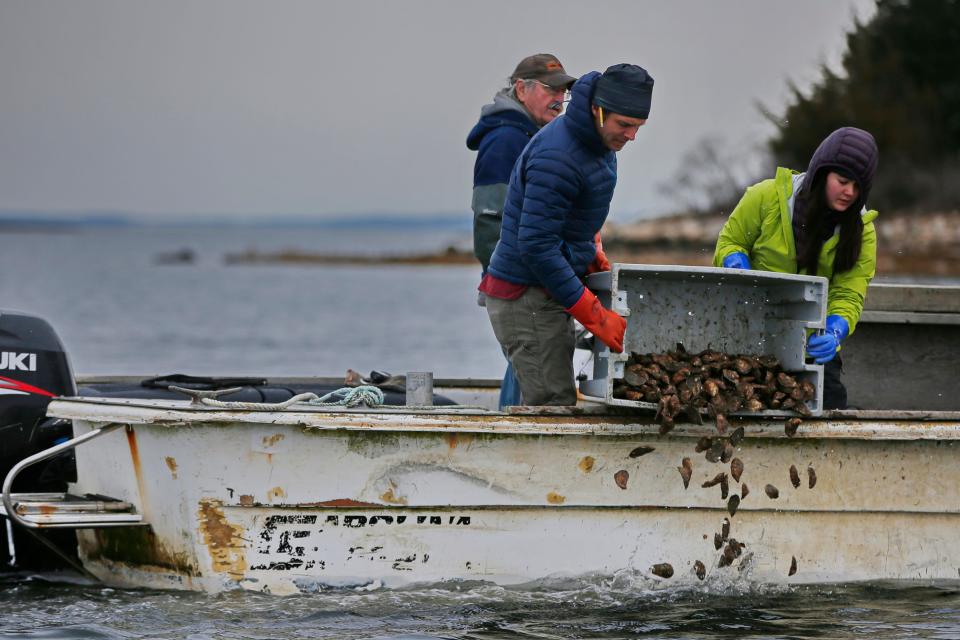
xmin=380 ymin=481 xmax=408 ymax=506
xmin=306 ymin=498 xmax=383 ymax=508
xmin=125 ymin=427 xmax=148 ymax=506
xmin=578 ymin=456 xmax=595 ymax=473
xmin=82 ymin=527 xmax=198 ymax=576
xmin=546 ymin=492 xmax=566 ymax=505
xmin=164 ymin=456 xmax=178 ymax=479
xmin=239 ymin=495 xmax=255 ymax=507
xmin=267 ymin=487 xmax=287 ymax=502
xmin=445 ymin=433 xmax=474 ymax=450
xmin=262 ymin=433 xmax=285 ymax=447
xmin=197 ymin=499 xmax=247 ymax=579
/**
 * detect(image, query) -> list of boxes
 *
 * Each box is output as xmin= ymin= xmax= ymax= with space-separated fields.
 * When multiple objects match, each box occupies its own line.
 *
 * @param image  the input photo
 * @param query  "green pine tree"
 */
xmin=767 ymin=0 xmax=960 ymax=210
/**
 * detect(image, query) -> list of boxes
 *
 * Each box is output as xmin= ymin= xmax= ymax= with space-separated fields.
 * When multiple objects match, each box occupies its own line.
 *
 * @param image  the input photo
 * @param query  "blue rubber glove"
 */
xmin=722 ymin=252 xmax=752 ymax=270
xmin=806 ymin=315 xmax=850 ymax=363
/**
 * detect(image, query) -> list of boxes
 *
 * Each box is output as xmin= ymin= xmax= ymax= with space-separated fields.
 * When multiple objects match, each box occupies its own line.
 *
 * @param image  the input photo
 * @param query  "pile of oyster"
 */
xmin=611 ymin=345 xmax=815 ymax=434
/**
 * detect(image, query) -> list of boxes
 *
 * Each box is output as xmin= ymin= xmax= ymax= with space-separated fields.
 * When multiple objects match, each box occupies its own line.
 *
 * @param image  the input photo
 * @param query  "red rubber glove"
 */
xmin=586 ymin=233 xmax=611 ymax=275
xmin=565 ymin=288 xmax=626 ymax=353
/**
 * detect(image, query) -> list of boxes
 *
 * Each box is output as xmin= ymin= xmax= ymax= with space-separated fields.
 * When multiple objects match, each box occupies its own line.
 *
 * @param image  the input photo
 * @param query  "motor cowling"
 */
xmin=0 ymin=310 xmax=76 ymax=476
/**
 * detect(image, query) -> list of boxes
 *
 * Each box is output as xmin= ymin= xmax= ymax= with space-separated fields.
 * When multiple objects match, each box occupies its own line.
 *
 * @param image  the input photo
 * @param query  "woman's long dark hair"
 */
xmin=796 ymin=170 xmax=864 ymax=276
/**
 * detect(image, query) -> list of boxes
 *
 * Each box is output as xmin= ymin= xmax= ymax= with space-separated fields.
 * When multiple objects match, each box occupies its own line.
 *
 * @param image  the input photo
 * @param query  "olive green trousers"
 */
xmin=485 ymin=287 xmax=577 ymax=406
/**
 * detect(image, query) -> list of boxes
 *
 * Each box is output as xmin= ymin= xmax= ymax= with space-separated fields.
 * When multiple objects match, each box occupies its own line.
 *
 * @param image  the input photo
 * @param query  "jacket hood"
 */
xmin=803 ymin=127 xmax=879 ymax=213
xmin=564 ymin=71 xmax=609 ymax=155
xmin=466 ymin=90 xmax=538 ymax=150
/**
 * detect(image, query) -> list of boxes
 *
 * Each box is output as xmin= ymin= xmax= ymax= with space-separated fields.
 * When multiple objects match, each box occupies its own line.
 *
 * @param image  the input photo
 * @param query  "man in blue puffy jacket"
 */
xmin=467 ymin=54 xmax=575 ymax=409
xmin=480 ymin=63 xmax=654 ymax=405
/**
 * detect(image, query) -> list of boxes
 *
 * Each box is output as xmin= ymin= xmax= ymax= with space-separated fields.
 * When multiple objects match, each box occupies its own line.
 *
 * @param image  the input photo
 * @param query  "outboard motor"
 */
xmin=0 ymin=309 xmax=77 ymax=570
xmin=0 ymin=310 xmax=76 ymax=475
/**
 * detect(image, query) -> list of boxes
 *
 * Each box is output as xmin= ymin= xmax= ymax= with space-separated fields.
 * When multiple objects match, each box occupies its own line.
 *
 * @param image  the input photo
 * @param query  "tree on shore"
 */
xmin=767 ymin=0 xmax=960 ymax=212
xmin=656 ymin=135 xmax=767 ymax=216
xmin=661 ymin=0 xmax=960 ymax=217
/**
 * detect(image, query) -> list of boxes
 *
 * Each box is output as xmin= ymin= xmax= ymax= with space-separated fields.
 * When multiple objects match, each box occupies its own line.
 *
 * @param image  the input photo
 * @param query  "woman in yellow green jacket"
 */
xmin=714 ymin=127 xmax=879 ymax=409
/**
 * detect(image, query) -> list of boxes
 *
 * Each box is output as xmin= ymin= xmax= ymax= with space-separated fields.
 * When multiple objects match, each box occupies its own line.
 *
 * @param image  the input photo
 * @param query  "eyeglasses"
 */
xmin=528 ymin=79 xmax=569 ymax=98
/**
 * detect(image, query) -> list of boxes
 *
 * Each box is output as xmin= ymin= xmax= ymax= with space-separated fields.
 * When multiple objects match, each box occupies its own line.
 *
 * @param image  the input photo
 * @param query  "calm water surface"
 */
xmin=2 ymin=573 xmax=959 ymax=639
xmin=0 ymin=226 xmax=504 ymax=379
xmin=2 ymin=226 xmax=958 ymax=637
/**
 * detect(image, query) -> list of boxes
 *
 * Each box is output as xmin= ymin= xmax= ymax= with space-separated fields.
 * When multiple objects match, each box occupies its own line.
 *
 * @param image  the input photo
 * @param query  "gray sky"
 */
xmin=0 ymin=0 xmax=875 ymax=220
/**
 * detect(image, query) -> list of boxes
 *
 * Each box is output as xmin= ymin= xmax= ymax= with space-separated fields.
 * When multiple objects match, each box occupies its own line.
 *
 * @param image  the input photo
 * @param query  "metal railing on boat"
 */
xmin=2 ymin=422 xmax=144 ymax=530
xmin=2 ymin=422 xmax=146 ymax=576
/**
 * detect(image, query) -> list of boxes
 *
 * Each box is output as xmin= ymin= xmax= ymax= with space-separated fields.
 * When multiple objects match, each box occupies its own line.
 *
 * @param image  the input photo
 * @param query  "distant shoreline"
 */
xmin=218 ymin=244 xmax=959 ymax=277
xmin=219 ymin=209 xmax=960 ymax=277
xmin=223 ymin=246 xmax=476 ymax=267
xmin=601 ymin=209 xmax=960 ymax=279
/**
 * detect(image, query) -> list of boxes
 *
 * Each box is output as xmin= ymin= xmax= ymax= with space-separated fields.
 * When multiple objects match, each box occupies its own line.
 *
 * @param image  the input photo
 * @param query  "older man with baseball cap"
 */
xmin=467 ymin=54 xmax=576 ymax=274
xmin=467 ymin=54 xmax=575 ymax=409
xmin=480 ymin=63 xmax=655 ymax=406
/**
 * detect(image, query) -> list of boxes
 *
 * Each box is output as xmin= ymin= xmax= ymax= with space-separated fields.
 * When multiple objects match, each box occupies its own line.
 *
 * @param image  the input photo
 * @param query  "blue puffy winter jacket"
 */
xmin=487 ymin=71 xmax=616 ymax=308
xmin=466 ymin=95 xmax=539 ymax=189
xmin=466 ymin=92 xmax=539 ymax=271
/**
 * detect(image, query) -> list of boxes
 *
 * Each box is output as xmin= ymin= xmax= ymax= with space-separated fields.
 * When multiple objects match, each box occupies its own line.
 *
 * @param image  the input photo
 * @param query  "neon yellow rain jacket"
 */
xmin=713 ymin=167 xmax=878 ymax=334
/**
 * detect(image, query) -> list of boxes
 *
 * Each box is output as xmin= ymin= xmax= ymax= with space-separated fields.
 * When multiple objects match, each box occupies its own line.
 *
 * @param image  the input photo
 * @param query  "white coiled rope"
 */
xmin=194 ymin=385 xmax=385 ymax=411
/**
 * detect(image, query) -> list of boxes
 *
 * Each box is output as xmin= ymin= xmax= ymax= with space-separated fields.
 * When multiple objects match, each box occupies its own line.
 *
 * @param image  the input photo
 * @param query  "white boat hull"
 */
xmin=46 ymin=397 xmax=960 ymax=594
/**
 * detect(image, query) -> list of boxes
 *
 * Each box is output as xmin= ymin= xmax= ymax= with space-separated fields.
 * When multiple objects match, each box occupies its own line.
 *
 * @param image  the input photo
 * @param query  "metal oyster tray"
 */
xmin=579 ymin=264 xmax=828 ymax=417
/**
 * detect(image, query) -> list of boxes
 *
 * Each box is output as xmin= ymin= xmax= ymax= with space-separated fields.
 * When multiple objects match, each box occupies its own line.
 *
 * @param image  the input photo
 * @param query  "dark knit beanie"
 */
xmin=592 ymin=63 xmax=654 ymax=119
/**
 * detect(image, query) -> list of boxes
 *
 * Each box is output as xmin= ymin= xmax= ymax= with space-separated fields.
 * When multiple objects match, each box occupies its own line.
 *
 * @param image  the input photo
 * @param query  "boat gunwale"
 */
xmin=47 ymin=396 xmax=960 ymax=440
